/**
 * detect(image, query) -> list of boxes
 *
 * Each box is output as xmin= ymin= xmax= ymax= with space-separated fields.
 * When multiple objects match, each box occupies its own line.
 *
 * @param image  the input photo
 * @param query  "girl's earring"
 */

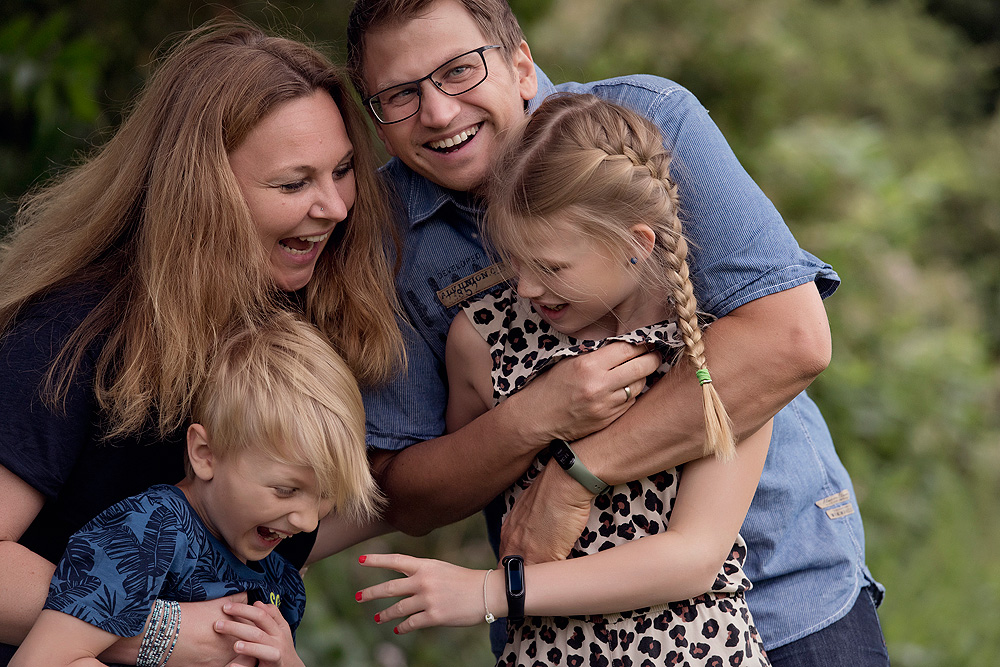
xmin=629 ymin=257 xmax=638 ymax=265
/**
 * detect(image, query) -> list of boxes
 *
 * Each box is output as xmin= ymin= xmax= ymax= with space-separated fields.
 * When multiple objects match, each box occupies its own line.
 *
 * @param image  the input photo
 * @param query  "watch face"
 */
xmin=551 ymin=440 xmax=575 ymax=469
xmin=505 ymin=557 xmax=525 ymax=596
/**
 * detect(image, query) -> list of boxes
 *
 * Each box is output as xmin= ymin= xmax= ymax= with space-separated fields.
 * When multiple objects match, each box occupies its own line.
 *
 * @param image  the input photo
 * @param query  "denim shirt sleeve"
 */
xmin=560 ymin=75 xmax=840 ymax=317
xmin=363 ymin=318 xmax=448 ymax=452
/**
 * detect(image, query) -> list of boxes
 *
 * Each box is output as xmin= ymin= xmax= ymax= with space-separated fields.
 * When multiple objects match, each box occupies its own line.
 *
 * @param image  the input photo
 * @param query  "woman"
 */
xmin=0 ymin=21 xmax=403 ymax=665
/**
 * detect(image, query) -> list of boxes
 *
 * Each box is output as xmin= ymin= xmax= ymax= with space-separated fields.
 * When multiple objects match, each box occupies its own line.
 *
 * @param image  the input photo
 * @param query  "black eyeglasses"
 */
xmin=365 ymin=45 xmax=502 ymax=125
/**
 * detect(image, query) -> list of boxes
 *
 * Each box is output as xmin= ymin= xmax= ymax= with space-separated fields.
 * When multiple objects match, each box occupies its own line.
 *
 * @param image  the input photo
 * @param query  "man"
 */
xmin=346 ymin=1 xmax=888 ymax=664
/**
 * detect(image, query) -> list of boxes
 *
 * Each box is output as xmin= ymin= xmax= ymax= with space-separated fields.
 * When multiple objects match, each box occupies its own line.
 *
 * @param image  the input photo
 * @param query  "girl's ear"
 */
xmin=629 ymin=223 xmax=657 ymax=262
xmin=186 ymin=423 xmax=215 ymax=481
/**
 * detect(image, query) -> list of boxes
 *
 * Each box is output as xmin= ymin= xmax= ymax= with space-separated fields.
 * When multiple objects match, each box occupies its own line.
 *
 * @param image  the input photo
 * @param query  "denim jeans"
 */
xmin=766 ymin=586 xmax=889 ymax=667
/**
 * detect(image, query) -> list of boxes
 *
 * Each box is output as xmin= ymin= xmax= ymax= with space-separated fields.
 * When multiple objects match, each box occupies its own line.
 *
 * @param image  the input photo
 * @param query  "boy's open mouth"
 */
xmin=257 ymin=526 xmax=288 ymax=543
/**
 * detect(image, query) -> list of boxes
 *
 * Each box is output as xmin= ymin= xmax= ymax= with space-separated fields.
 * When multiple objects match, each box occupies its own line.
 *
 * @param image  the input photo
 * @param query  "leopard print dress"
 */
xmin=465 ymin=289 xmax=770 ymax=667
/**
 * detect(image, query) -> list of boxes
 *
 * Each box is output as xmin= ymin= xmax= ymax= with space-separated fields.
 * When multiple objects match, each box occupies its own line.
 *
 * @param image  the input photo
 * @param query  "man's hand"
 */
xmin=508 ymin=341 xmax=660 ymax=444
xmin=499 ymin=462 xmax=594 ymax=564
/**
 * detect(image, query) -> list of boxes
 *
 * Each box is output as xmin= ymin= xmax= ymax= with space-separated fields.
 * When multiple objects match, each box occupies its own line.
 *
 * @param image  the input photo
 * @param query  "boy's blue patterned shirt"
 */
xmin=45 ymin=484 xmax=306 ymax=638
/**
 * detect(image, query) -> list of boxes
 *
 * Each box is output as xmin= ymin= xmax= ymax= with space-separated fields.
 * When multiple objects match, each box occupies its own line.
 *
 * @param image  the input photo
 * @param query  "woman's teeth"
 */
xmin=278 ymin=231 xmax=330 ymax=255
xmin=429 ymin=125 xmax=479 ymax=151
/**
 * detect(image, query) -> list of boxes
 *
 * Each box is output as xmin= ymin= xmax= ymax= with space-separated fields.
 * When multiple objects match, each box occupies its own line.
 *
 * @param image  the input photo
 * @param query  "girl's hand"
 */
xmin=214 ymin=601 xmax=304 ymax=667
xmin=357 ymin=554 xmax=499 ymax=634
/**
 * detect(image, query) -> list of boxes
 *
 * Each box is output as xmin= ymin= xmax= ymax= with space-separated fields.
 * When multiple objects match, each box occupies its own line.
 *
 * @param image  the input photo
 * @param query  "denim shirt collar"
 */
xmin=387 ymin=65 xmax=557 ymax=230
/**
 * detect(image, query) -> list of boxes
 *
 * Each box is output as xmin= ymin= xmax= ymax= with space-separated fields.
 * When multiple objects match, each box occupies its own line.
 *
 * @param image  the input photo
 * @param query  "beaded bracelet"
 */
xmin=137 ymin=599 xmax=182 ymax=667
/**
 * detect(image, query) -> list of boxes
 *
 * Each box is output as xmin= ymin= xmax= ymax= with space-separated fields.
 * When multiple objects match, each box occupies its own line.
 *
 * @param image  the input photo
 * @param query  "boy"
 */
xmin=12 ymin=311 xmax=382 ymax=667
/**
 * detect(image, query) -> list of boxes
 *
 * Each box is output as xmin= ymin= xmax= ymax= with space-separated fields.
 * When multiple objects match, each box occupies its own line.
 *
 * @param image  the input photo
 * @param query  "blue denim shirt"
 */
xmin=363 ymin=68 xmax=881 ymax=650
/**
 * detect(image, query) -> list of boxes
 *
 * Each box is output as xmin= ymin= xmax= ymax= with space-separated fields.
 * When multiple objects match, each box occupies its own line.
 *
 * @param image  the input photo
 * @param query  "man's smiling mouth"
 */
xmin=427 ymin=124 xmax=480 ymax=153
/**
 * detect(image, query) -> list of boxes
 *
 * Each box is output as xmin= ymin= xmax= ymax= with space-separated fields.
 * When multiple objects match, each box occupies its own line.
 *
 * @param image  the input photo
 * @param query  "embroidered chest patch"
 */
xmin=436 ymin=262 xmax=513 ymax=308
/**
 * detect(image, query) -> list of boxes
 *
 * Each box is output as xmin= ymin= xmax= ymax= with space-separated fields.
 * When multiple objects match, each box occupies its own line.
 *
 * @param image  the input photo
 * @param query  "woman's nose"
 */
xmin=311 ymin=181 xmax=350 ymax=221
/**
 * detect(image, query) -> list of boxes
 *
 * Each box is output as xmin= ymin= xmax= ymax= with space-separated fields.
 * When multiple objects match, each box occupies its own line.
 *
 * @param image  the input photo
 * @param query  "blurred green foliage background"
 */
xmin=2 ymin=0 xmax=998 ymax=665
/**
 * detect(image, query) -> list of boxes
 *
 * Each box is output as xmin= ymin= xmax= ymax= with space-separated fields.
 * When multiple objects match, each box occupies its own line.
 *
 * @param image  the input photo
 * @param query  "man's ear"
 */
xmin=630 ymin=223 xmax=657 ymax=262
xmin=513 ymin=40 xmax=538 ymax=103
xmin=186 ymin=423 xmax=215 ymax=481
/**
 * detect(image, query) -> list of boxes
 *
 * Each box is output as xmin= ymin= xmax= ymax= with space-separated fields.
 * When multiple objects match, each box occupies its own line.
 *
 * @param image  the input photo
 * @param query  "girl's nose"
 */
xmin=515 ymin=271 xmax=545 ymax=299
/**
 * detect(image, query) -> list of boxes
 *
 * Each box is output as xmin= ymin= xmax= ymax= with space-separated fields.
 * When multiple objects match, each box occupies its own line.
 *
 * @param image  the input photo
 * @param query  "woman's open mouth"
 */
xmin=278 ymin=231 xmax=330 ymax=256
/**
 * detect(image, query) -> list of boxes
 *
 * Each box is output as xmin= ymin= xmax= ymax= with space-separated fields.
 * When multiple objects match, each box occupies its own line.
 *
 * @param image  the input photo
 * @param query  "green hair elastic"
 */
xmin=696 ymin=368 xmax=713 ymax=386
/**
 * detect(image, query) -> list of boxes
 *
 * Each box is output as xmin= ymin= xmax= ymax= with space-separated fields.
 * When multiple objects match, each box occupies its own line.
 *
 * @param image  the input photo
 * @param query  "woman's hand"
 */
xmin=356 ymin=554 xmax=499 ymax=634
xmin=214 ymin=601 xmax=304 ymax=667
xmin=101 ymin=594 xmax=257 ymax=667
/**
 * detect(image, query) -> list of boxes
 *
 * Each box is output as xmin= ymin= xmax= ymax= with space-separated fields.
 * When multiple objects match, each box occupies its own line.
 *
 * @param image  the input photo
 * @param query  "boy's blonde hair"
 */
xmin=485 ymin=93 xmax=736 ymax=461
xmin=192 ymin=311 xmax=382 ymax=522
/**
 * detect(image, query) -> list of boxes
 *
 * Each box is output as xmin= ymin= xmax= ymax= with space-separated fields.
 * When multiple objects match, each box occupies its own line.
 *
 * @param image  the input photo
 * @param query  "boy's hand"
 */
xmin=215 ymin=601 xmax=304 ymax=667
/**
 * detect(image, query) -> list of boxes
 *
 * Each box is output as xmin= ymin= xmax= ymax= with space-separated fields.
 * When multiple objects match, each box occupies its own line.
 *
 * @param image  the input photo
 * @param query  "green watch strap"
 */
xmin=549 ymin=439 xmax=609 ymax=494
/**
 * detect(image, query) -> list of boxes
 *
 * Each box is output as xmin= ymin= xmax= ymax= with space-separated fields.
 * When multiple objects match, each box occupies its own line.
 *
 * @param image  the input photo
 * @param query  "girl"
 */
xmin=357 ymin=93 xmax=773 ymax=666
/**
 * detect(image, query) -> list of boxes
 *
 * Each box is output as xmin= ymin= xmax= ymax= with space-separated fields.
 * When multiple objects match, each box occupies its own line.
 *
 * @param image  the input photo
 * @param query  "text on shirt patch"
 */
xmin=815 ymin=489 xmax=850 ymax=509
xmin=436 ymin=262 xmax=513 ymax=309
xmin=815 ymin=489 xmax=854 ymax=519
xmin=825 ymin=504 xmax=855 ymax=520
xmin=436 ymin=252 xmax=483 ymax=280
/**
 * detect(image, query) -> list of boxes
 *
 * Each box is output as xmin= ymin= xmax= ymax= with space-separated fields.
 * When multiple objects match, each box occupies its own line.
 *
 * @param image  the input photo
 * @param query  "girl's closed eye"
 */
xmin=272 ymin=486 xmax=297 ymax=497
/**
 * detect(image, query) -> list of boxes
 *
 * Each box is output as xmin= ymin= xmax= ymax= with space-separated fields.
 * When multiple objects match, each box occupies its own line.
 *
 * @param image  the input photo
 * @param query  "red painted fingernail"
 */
xmin=359 ymin=555 xmax=367 ymax=563
xmin=393 ymin=627 xmax=399 ymax=635
xmin=355 ymin=591 xmax=363 ymax=602
xmin=374 ymin=613 xmax=380 ymax=623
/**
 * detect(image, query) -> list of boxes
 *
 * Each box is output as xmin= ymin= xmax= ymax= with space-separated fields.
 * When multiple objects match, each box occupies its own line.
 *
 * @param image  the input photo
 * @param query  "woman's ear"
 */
xmin=186 ymin=423 xmax=215 ymax=481
xmin=629 ymin=223 xmax=657 ymax=262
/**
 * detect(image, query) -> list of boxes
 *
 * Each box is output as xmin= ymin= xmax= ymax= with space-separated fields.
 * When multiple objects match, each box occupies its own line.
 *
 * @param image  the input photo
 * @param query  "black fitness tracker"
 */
xmin=549 ymin=438 xmax=609 ymax=494
xmin=502 ymin=554 xmax=526 ymax=623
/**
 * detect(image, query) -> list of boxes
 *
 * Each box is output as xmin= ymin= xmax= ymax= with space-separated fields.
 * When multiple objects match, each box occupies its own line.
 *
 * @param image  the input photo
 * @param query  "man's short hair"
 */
xmin=346 ymin=0 xmax=525 ymax=96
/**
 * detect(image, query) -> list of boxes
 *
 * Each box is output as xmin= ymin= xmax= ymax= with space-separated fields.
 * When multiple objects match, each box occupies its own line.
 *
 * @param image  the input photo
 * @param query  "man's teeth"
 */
xmin=429 ymin=125 xmax=479 ymax=150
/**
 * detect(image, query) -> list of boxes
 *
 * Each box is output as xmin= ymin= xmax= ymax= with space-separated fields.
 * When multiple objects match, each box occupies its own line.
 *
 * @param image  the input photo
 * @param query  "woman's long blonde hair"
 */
xmin=485 ymin=93 xmax=735 ymax=460
xmin=0 ymin=21 xmax=404 ymax=439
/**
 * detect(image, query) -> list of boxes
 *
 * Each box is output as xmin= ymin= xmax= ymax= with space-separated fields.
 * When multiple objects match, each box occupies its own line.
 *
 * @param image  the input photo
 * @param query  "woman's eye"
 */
xmin=278 ymin=181 xmax=306 ymax=193
xmin=333 ymin=161 xmax=354 ymax=180
xmin=273 ymin=487 xmax=296 ymax=497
